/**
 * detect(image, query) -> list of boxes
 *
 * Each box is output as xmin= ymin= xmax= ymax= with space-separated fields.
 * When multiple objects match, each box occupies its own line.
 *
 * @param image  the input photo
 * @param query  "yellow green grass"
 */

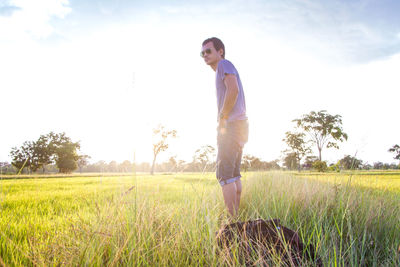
xmin=1 ymin=171 xmax=399 ymax=266
xmin=293 ymin=170 xmax=400 ymax=194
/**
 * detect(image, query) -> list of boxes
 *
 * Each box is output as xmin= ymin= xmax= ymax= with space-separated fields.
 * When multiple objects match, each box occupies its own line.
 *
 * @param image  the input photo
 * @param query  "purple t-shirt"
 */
xmin=215 ymin=59 xmax=247 ymax=122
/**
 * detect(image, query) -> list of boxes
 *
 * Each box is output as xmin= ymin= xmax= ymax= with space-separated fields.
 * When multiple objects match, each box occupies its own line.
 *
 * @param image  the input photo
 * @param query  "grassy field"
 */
xmin=0 ymin=171 xmax=399 ymax=266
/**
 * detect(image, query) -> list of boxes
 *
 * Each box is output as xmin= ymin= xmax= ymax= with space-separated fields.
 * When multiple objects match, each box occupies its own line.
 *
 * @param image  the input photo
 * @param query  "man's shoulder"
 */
xmin=218 ymin=59 xmax=235 ymax=67
xmin=217 ymin=59 xmax=238 ymax=73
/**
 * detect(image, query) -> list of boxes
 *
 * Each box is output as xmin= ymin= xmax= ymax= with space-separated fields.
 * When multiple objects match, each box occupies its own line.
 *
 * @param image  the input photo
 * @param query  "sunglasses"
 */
xmin=200 ymin=48 xmax=212 ymax=58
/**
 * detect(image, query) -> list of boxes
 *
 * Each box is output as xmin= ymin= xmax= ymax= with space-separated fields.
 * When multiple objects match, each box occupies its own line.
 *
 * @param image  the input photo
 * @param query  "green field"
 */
xmin=1 ymin=171 xmax=399 ymax=266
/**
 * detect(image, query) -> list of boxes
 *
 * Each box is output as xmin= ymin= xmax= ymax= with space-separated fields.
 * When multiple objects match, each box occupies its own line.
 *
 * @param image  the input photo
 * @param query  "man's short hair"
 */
xmin=202 ymin=37 xmax=225 ymax=59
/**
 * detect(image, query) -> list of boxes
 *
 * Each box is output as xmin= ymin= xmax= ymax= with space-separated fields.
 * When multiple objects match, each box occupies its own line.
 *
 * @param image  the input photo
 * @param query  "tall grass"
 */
xmin=1 ymin=172 xmax=399 ymax=266
xmin=241 ymin=172 xmax=400 ymax=266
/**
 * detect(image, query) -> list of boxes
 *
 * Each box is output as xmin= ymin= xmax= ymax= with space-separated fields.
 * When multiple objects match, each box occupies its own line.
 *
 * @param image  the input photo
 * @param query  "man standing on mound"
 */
xmin=201 ymin=37 xmax=249 ymax=217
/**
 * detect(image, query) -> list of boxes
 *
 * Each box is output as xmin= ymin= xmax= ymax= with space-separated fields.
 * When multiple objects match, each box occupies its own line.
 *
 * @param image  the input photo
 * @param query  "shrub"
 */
xmin=328 ymin=162 xmax=340 ymax=172
xmin=312 ymin=160 xmax=327 ymax=172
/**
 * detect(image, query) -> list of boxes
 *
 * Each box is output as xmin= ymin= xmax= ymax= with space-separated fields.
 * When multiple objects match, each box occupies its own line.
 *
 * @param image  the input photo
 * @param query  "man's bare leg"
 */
xmin=234 ymin=179 xmax=242 ymax=212
xmin=221 ymin=182 xmax=237 ymax=217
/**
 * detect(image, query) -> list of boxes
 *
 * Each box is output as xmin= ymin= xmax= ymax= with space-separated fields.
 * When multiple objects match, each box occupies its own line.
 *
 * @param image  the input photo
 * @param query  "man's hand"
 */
xmin=218 ymin=118 xmax=227 ymax=135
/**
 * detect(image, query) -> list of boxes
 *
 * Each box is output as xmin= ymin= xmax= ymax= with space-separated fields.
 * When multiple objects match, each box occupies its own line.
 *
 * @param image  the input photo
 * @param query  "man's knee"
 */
xmin=236 ymin=187 xmax=242 ymax=195
xmin=235 ymin=180 xmax=242 ymax=195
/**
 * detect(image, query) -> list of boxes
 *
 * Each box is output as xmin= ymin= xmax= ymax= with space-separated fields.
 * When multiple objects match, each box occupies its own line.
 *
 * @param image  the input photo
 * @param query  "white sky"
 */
xmin=1 ymin=0 xmax=399 ymax=165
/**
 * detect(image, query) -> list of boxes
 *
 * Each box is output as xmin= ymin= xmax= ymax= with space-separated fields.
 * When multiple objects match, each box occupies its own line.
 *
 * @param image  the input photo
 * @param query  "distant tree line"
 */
xmin=1 ymin=153 xmax=281 ymax=175
xmin=1 ymin=155 xmax=399 ymax=175
xmin=75 ymin=151 xmax=281 ymax=173
xmin=3 ymin=120 xmax=399 ymax=175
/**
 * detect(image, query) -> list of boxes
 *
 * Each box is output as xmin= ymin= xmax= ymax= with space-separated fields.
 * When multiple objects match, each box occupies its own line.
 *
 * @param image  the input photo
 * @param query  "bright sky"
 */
xmin=1 ymin=0 xmax=400 ymax=166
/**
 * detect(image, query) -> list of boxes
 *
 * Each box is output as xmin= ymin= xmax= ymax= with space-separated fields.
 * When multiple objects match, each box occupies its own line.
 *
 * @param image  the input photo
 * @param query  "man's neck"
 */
xmin=211 ymin=58 xmax=223 ymax=72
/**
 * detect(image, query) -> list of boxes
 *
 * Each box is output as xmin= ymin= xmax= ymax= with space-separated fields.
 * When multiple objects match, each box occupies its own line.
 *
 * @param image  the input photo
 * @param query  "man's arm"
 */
xmin=220 ymin=74 xmax=239 ymax=119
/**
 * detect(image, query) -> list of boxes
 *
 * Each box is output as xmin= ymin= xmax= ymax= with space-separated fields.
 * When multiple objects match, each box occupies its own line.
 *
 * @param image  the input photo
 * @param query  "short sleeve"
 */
xmin=217 ymin=60 xmax=237 ymax=81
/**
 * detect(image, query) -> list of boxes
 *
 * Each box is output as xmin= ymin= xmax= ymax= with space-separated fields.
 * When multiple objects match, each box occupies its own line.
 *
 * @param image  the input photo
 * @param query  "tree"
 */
xmin=193 ymin=145 xmax=216 ymax=172
xmin=283 ymin=152 xmax=298 ymax=170
xmin=77 ymin=155 xmax=91 ymax=173
xmin=108 ymin=161 xmax=118 ymax=172
xmin=249 ymin=156 xmax=263 ymax=170
xmin=239 ymin=154 xmax=281 ymax=171
xmin=49 ymin=132 xmax=81 ymax=173
xmin=373 ymin=162 xmax=383 ymax=170
xmin=0 ymin=162 xmax=8 ymax=168
xmin=0 ymin=162 xmax=13 ymax=174
xmin=362 ymin=163 xmax=372 ymax=170
xmin=241 ymin=154 xmax=255 ymax=172
xmin=120 ymin=160 xmax=133 ymax=172
xmin=57 ymin=157 xmax=78 ymax=173
xmin=383 ymin=163 xmax=390 ymax=170
xmin=339 ymin=155 xmax=363 ymax=170
xmin=10 ymin=141 xmax=35 ymax=174
xmin=151 ymin=125 xmax=177 ymax=175
xmin=282 ymin=131 xmax=311 ymax=171
xmin=293 ymin=110 xmax=348 ymax=161
xmin=264 ymin=160 xmax=280 ymax=170
xmin=166 ymin=156 xmax=178 ymax=172
xmin=302 ymin=156 xmax=318 ymax=170
xmin=388 ymin=144 xmax=400 ymax=163
xmin=9 ymin=132 xmax=85 ymax=174
xmin=10 ymin=147 xmax=28 ymax=174
xmin=55 ymin=143 xmax=80 ymax=173
xmin=328 ymin=162 xmax=340 ymax=172
xmin=95 ymin=160 xmax=107 ymax=172
xmin=176 ymin=159 xmax=187 ymax=172
xmin=389 ymin=163 xmax=399 ymax=169
xmin=33 ymin=134 xmax=54 ymax=173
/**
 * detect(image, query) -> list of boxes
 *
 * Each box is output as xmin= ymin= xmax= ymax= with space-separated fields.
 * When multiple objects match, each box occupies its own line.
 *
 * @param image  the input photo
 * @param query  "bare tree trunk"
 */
xmin=318 ymin=148 xmax=322 ymax=161
xmin=297 ymin=157 xmax=301 ymax=172
xmin=202 ymin=162 xmax=208 ymax=174
xmin=151 ymin=155 xmax=157 ymax=175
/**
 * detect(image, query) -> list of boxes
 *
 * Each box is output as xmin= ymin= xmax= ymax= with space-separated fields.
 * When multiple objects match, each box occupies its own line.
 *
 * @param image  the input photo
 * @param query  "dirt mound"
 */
xmin=216 ymin=218 xmax=323 ymax=266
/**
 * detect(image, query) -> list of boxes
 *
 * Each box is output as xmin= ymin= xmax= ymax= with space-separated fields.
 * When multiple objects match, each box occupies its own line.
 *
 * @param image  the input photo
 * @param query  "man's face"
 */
xmin=201 ymin=41 xmax=223 ymax=65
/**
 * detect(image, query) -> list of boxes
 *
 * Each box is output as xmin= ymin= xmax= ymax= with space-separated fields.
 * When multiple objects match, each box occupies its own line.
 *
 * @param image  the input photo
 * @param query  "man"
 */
xmin=201 ymin=37 xmax=248 ymax=217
